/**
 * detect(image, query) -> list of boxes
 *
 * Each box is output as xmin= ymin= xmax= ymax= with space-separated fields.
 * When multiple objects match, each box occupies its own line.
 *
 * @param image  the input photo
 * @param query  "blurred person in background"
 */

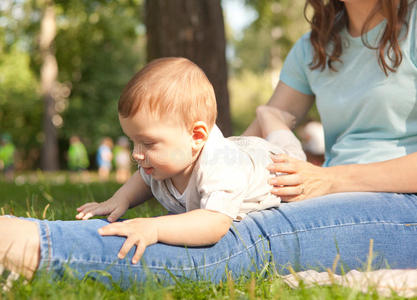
xmin=96 ymin=137 xmax=113 ymax=181
xmin=68 ymin=136 xmax=89 ymax=172
xmin=113 ymin=136 xmax=131 ymax=183
xmin=0 ymin=133 xmax=15 ymax=181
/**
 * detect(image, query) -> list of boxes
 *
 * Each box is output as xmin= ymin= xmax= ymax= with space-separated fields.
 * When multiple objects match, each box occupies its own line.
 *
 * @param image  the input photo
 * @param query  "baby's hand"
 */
xmin=98 ymin=218 xmax=158 ymax=264
xmin=76 ymin=197 xmax=129 ymax=222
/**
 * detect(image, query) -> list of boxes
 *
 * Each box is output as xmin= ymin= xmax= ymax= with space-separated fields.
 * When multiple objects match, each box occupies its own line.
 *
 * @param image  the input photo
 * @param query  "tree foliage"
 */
xmin=0 ymin=0 xmax=145 ymax=168
xmin=234 ymin=0 xmax=308 ymax=74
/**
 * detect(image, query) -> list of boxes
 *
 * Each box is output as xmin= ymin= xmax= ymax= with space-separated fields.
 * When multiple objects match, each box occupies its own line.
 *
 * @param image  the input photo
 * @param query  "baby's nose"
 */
xmin=132 ymin=152 xmax=145 ymax=161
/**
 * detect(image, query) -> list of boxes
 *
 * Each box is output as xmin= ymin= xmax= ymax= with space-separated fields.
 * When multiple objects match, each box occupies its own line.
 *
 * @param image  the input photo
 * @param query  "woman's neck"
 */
xmin=344 ymin=0 xmax=385 ymax=37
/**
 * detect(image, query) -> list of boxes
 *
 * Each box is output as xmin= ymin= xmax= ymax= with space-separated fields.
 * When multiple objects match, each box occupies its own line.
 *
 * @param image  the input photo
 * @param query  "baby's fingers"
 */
xmin=118 ymin=237 xmax=136 ymax=260
xmin=75 ymin=210 xmax=93 ymax=220
xmin=75 ymin=203 xmax=100 ymax=220
xmin=132 ymin=242 xmax=146 ymax=264
xmin=98 ymin=222 xmax=124 ymax=236
xmin=76 ymin=202 xmax=99 ymax=212
xmin=107 ymin=207 xmax=125 ymax=223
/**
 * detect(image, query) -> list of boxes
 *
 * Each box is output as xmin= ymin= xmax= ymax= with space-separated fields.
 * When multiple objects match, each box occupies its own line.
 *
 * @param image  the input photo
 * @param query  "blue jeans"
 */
xmin=29 ymin=192 xmax=417 ymax=288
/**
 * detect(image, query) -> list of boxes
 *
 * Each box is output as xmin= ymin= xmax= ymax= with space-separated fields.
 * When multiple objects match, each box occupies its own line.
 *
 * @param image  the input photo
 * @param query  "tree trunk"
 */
xmin=145 ymin=0 xmax=232 ymax=136
xmin=40 ymin=0 xmax=59 ymax=170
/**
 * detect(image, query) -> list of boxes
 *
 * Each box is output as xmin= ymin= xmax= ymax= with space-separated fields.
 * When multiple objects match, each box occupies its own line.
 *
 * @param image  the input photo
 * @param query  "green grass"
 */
xmin=0 ymin=173 xmax=411 ymax=299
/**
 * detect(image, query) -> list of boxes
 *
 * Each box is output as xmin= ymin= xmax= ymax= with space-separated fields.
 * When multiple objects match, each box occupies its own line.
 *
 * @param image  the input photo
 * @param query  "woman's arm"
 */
xmin=246 ymin=82 xmax=417 ymax=199
xmin=243 ymin=81 xmax=315 ymax=136
xmin=268 ymin=151 xmax=417 ymax=201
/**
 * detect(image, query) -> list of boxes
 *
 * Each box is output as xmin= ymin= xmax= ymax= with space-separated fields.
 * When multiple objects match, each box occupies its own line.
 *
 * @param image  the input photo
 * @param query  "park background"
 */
xmin=0 ymin=2 xmax=409 ymax=298
xmin=0 ymin=0 xmax=318 ymax=173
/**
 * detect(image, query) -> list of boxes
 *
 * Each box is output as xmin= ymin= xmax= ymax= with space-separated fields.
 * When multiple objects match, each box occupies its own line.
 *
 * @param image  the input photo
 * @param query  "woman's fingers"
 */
xmin=271 ymin=153 xmax=292 ymax=163
xmin=269 ymin=173 xmax=301 ymax=186
xmin=268 ymin=162 xmax=297 ymax=174
xmin=268 ymin=154 xmax=309 ymax=200
xmin=268 ymin=154 xmax=299 ymax=174
xmin=271 ymin=184 xmax=304 ymax=197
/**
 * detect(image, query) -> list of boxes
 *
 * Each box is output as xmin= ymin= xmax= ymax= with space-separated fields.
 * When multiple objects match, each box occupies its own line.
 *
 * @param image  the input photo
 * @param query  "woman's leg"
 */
xmin=0 ymin=217 xmax=40 ymax=279
xmin=3 ymin=192 xmax=417 ymax=288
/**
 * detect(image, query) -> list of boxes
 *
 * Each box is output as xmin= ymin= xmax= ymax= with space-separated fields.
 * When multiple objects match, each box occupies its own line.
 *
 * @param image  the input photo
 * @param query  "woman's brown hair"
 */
xmin=304 ymin=0 xmax=414 ymax=75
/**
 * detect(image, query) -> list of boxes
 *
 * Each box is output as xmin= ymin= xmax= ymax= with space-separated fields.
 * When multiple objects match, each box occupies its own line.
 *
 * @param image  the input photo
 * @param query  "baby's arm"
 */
xmin=76 ymin=170 xmax=152 ymax=222
xmin=155 ymin=209 xmax=232 ymax=245
xmin=98 ymin=209 xmax=232 ymax=263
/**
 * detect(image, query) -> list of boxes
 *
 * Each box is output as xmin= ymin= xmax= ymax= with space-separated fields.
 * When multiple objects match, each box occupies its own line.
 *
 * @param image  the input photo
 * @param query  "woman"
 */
xmin=1 ymin=0 xmax=416 ymax=288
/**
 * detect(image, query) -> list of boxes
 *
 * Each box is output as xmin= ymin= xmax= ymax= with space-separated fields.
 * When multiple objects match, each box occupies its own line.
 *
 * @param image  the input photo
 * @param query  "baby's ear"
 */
xmin=191 ymin=121 xmax=209 ymax=150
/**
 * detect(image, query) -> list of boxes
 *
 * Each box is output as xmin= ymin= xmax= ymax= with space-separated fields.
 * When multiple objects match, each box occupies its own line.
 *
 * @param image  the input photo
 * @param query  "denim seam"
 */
xmin=267 ymin=220 xmax=413 ymax=237
xmin=36 ymin=220 xmax=53 ymax=271
xmin=44 ymin=223 xmax=52 ymax=270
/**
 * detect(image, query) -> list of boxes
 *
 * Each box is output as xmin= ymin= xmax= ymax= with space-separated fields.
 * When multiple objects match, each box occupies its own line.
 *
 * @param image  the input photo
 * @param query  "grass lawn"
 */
xmin=0 ymin=173 xmax=410 ymax=299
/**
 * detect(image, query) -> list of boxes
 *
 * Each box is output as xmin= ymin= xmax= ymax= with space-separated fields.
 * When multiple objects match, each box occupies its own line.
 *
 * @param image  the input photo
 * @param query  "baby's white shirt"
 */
xmin=140 ymin=125 xmax=305 ymax=220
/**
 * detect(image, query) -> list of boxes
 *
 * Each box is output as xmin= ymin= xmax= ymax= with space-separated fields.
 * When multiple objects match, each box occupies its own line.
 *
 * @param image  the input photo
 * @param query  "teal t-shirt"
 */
xmin=280 ymin=5 xmax=417 ymax=167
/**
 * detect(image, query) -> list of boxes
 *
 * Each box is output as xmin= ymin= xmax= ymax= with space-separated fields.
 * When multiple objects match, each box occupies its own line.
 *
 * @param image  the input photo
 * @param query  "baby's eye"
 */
xmin=143 ymin=142 xmax=155 ymax=147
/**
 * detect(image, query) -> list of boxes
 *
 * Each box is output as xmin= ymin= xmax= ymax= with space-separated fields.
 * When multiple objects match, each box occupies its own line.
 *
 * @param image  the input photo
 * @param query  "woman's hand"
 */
xmin=267 ymin=153 xmax=334 ymax=201
xmin=98 ymin=218 xmax=158 ymax=264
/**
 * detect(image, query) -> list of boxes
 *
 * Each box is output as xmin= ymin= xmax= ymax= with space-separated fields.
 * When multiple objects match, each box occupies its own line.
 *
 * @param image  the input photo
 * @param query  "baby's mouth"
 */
xmin=143 ymin=167 xmax=154 ymax=175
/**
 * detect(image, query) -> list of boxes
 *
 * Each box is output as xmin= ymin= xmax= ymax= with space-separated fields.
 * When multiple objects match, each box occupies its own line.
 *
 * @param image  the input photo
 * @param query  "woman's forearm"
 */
xmin=329 ymin=152 xmax=417 ymax=194
xmin=243 ymin=81 xmax=314 ymax=137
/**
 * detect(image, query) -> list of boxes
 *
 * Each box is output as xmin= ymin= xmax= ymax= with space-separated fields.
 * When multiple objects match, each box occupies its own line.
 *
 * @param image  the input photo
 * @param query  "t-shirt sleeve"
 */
xmin=197 ymin=165 xmax=248 ymax=220
xmin=280 ymin=33 xmax=313 ymax=95
xmin=200 ymin=190 xmax=243 ymax=220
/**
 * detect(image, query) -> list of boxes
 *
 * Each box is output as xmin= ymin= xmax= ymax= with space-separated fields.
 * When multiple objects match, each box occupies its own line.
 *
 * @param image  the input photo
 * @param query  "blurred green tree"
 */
xmin=236 ymin=0 xmax=308 ymax=74
xmin=0 ymin=0 xmax=145 ymax=169
xmin=228 ymin=0 xmax=320 ymax=128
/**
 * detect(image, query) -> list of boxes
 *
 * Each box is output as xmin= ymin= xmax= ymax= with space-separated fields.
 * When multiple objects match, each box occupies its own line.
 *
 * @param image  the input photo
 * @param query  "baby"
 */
xmin=76 ymin=57 xmax=305 ymax=264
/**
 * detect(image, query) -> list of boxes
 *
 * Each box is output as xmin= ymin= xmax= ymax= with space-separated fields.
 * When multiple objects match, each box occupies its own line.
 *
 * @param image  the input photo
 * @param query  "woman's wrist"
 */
xmin=326 ymin=164 xmax=362 ymax=194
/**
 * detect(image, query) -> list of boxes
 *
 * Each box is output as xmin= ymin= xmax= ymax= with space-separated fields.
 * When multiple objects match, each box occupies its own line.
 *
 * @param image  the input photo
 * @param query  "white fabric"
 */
xmin=140 ymin=125 xmax=305 ymax=220
xmin=302 ymin=121 xmax=325 ymax=155
xmin=281 ymin=269 xmax=417 ymax=298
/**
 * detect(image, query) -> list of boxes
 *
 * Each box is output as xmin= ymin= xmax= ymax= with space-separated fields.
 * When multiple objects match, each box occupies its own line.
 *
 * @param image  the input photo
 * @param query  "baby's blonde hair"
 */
xmin=118 ymin=57 xmax=217 ymax=130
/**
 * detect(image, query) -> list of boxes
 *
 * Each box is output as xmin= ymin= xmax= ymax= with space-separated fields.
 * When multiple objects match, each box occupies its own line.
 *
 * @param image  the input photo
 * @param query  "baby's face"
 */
xmin=119 ymin=111 xmax=196 ymax=186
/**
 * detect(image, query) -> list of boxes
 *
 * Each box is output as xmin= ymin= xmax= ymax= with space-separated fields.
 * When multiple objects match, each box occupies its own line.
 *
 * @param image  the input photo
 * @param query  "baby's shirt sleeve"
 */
xmin=200 ymin=190 xmax=244 ymax=220
xmin=280 ymin=33 xmax=313 ymax=95
xmin=196 ymin=163 xmax=249 ymax=220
